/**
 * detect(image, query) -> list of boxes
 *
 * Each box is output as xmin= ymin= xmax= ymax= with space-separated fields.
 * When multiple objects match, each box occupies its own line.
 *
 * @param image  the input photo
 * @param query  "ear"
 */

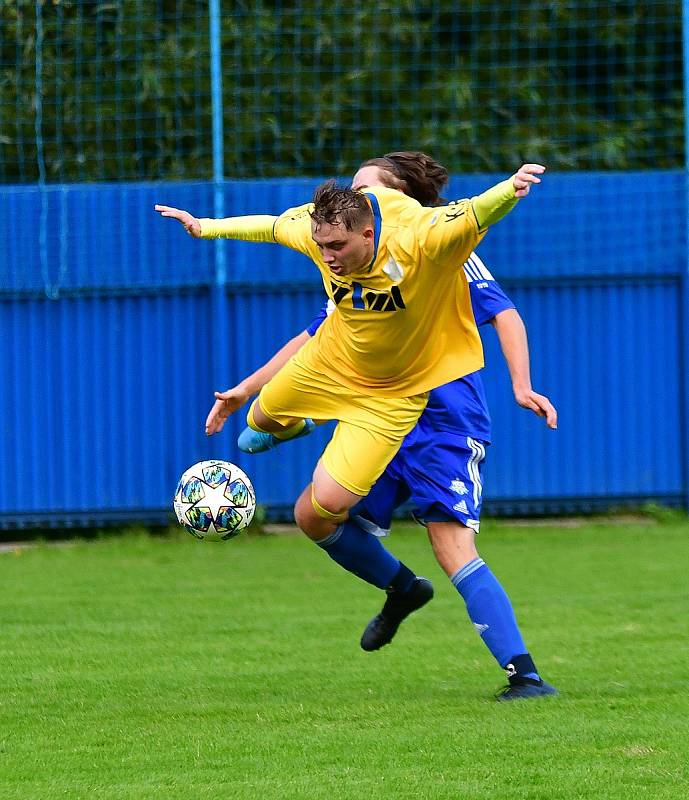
xmin=362 ymin=225 xmax=375 ymax=242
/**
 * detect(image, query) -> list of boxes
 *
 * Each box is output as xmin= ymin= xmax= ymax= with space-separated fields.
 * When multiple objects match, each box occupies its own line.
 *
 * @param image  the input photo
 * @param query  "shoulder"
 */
xmin=362 ymin=187 xmax=421 ymax=221
xmin=407 ymin=198 xmax=474 ymax=234
xmin=274 ymin=202 xmax=314 ymax=232
xmin=276 ymin=202 xmax=314 ymax=223
xmin=274 ymin=202 xmax=317 ymax=251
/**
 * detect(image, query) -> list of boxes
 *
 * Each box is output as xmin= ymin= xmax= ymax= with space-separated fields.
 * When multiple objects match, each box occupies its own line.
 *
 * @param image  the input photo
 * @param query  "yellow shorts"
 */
xmin=256 ymin=354 xmax=427 ymax=496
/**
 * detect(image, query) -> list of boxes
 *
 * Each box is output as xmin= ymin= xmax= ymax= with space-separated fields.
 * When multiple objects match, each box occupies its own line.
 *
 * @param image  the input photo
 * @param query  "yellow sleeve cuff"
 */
xmin=198 ymin=215 xmax=278 ymax=241
xmin=471 ymin=178 xmax=518 ymax=229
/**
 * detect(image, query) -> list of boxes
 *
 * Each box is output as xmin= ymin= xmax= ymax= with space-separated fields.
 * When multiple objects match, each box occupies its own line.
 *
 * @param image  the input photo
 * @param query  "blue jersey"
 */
xmin=307 ymin=252 xmax=514 ymax=444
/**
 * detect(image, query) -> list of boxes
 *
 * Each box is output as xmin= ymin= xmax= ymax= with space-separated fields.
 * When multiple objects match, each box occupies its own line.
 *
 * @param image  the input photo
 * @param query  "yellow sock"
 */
xmin=311 ymin=487 xmax=348 ymax=523
xmin=247 ymin=401 xmax=305 ymax=440
xmin=273 ymin=419 xmax=306 ymax=440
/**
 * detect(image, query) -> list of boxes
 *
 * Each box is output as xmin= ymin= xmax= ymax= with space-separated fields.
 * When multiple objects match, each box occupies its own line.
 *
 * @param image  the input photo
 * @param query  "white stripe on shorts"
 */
xmin=466 ymin=437 xmax=486 ymax=510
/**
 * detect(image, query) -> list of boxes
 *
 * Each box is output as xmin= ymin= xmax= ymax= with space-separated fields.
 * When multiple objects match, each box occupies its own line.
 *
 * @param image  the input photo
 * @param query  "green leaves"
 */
xmin=0 ymin=1 xmax=683 ymax=183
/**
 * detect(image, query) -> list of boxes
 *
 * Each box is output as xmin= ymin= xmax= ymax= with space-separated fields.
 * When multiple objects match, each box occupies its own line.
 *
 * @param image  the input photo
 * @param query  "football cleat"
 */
xmin=495 ymin=677 xmax=558 ymax=702
xmin=237 ymin=419 xmax=316 ymax=454
xmin=360 ymin=577 xmax=434 ymax=651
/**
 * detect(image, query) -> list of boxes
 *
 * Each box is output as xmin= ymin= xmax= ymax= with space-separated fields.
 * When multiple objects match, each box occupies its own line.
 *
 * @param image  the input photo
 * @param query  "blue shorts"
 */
xmin=353 ymin=419 xmax=488 ymax=534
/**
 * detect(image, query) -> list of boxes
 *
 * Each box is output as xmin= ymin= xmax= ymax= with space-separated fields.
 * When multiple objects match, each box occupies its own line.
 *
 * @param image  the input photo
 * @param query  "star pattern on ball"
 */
xmin=191 ymin=479 xmax=234 ymax=522
xmin=175 ymin=460 xmax=256 ymax=541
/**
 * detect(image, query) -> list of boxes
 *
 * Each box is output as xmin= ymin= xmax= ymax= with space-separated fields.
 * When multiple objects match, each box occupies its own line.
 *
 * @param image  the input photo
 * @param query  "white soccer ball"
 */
xmin=173 ymin=460 xmax=256 ymax=541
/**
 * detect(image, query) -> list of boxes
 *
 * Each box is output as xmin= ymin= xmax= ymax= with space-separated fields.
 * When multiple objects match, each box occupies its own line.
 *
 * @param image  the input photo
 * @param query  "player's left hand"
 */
xmin=154 ymin=204 xmax=202 ymax=237
xmin=514 ymin=388 xmax=557 ymax=429
xmin=205 ymin=385 xmax=251 ymax=435
xmin=512 ymin=164 xmax=545 ymax=198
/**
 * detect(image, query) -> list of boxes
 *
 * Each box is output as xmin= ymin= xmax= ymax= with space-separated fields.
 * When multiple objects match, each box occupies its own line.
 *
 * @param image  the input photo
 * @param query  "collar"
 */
xmin=363 ymin=191 xmax=382 ymax=272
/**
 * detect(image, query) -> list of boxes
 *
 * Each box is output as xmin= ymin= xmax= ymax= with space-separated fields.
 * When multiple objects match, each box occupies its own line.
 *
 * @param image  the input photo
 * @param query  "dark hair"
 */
xmin=358 ymin=151 xmax=449 ymax=206
xmin=311 ymin=178 xmax=374 ymax=231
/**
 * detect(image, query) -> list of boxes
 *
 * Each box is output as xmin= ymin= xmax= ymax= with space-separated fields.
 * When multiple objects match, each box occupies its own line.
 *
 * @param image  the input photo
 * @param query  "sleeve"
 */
xmin=463 ymin=252 xmax=516 ymax=326
xmin=471 ymin=178 xmax=518 ymax=230
xmin=413 ymin=199 xmax=483 ymax=265
xmin=272 ymin=203 xmax=316 ymax=256
xmin=198 ymin=215 xmax=277 ymax=241
xmin=306 ymin=299 xmax=336 ymax=336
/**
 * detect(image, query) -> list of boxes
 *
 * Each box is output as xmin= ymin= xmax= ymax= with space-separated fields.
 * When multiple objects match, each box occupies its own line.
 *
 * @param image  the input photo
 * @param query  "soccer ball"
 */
xmin=173 ymin=460 xmax=256 ymax=541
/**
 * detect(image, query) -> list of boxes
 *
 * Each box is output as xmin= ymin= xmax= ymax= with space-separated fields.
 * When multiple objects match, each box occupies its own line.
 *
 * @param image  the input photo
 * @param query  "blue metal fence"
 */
xmin=0 ymin=172 xmax=685 ymax=528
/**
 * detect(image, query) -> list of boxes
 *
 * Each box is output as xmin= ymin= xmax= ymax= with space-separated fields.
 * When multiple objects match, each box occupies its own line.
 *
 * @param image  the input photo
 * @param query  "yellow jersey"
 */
xmin=273 ymin=186 xmax=484 ymax=397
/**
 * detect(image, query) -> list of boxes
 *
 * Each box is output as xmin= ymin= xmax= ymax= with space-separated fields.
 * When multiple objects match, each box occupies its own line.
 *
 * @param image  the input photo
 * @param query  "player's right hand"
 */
xmin=205 ymin=386 xmax=252 ymax=435
xmin=514 ymin=387 xmax=558 ymax=429
xmin=512 ymin=164 xmax=545 ymax=198
xmin=154 ymin=204 xmax=202 ymax=238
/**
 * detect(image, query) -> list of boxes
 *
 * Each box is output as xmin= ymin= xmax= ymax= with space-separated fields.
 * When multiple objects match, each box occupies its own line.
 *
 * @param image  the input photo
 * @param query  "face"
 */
xmin=311 ymin=219 xmax=374 ymax=277
xmin=351 ymin=165 xmax=388 ymax=192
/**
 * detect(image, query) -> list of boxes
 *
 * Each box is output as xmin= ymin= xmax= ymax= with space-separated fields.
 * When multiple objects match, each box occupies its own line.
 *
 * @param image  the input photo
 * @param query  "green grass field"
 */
xmin=1 ymin=517 xmax=687 ymax=799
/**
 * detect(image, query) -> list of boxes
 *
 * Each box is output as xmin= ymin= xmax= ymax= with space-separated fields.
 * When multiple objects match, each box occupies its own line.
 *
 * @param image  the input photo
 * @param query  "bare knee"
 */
xmin=293 ymin=484 xmax=352 ymax=541
xmin=293 ymin=463 xmax=363 ymax=540
xmin=427 ymin=521 xmax=479 ymax=577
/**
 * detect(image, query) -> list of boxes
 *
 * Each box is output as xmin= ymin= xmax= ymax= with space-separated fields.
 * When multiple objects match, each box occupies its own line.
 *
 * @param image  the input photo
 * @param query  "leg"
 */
xmin=401 ymin=430 xmax=555 ymax=698
xmin=251 ymin=397 xmax=298 ymax=433
xmin=294 ymin=461 xmax=360 ymax=541
xmin=255 ymin=357 xmax=431 ymax=644
xmin=427 ymin=519 xmax=555 ymax=699
xmin=294 ymin=462 xmax=433 ymax=649
xmin=294 ymin=405 xmax=423 ymax=539
xmin=426 ymin=520 xmax=479 ymax=577
xmin=237 ymin=398 xmax=316 ymax=453
xmin=428 ymin=519 xmax=532 ymax=671
xmin=236 ymin=352 xmax=335 ymax=452
xmin=294 ymin=462 xmax=416 ymax=589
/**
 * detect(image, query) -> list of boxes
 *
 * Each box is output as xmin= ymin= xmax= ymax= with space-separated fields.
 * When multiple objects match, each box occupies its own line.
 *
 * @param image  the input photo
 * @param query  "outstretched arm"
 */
xmin=471 ymin=164 xmax=545 ymax=229
xmin=418 ymin=164 xmax=545 ymax=263
xmin=205 ymin=330 xmax=310 ymax=435
xmin=154 ymin=205 xmax=277 ymax=242
xmin=490 ymin=308 xmax=557 ymax=429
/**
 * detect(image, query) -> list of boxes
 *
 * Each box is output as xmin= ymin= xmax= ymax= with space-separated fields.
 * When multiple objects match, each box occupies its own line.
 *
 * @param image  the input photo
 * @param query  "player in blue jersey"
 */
xmin=205 ymin=153 xmax=558 ymax=700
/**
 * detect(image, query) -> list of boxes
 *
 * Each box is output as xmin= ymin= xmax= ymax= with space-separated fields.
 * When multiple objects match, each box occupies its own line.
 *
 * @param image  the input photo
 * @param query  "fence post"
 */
xmin=34 ymin=1 xmax=51 ymax=299
xmin=209 ymin=0 xmax=230 ymax=398
xmin=682 ymin=1 xmax=689 ymax=510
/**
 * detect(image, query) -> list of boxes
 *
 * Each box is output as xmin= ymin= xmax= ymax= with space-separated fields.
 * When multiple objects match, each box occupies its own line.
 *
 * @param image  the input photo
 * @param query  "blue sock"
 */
xmin=452 ymin=558 xmax=540 ymax=681
xmin=316 ymin=519 xmax=415 ymax=591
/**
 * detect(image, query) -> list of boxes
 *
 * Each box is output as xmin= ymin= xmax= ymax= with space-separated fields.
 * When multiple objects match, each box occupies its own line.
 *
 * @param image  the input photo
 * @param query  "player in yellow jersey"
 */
xmin=196 ymin=153 xmax=557 ymax=699
xmin=155 ymin=164 xmax=544 ymax=554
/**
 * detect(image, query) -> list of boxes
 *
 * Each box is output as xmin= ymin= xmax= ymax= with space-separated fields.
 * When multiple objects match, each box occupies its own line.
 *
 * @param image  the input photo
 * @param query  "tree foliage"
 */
xmin=0 ymin=0 xmax=683 ymax=183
